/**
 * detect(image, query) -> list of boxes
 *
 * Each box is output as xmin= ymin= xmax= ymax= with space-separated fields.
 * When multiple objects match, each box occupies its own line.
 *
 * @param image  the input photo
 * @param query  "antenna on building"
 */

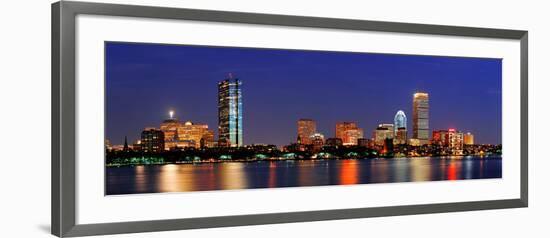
xmin=169 ymin=110 xmax=174 ymax=119
xmin=228 ymin=73 xmax=233 ymax=79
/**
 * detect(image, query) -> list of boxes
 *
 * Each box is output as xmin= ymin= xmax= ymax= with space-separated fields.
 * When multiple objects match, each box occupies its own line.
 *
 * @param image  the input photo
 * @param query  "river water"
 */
xmin=106 ymin=156 xmax=502 ymax=195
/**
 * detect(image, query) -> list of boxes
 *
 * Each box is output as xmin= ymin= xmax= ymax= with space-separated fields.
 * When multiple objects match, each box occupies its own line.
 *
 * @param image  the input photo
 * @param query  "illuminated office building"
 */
xmin=413 ymin=92 xmax=430 ymax=145
xmin=446 ymin=129 xmax=464 ymax=155
xmin=177 ymin=121 xmax=213 ymax=149
xmin=395 ymin=127 xmax=407 ymax=145
xmin=200 ymin=130 xmax=215 ymax=148
xmin=335 ymin=122 xmax=364 ymax=146
xmin=309 ymin=133 xmax=325 ymax=152
xmin=464 ymin=132 xmax=475 ymax=145
xmin=394 ymin=110 xmax=407 ymax=145
xmin=160 ymin=110 xmax=179 ymax=150
xmin=297 ymin=119 xmax=317 ymax=145
xmin=141 ymin=127 xmax=165 ymax=153
xmin=432 ymin=129 xmax=448 ymax=146
xmin=218 ymin=75 xmax=243 ymax=147
xmin=373 ymin=123 xmax=394 ymax=146
xmin=433 ymin=129 xmax=464 ymax=155
xmin=394 ymin=110 xmax=407 ymax=133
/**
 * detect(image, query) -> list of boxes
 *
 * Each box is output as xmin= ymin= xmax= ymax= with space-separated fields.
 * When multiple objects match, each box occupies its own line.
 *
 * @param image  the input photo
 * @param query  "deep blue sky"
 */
xmin=106 ymin=42 xmax=502 ymax=146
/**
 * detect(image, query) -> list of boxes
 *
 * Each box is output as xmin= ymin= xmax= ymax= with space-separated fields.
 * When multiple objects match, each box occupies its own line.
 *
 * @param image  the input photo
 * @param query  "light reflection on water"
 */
xmin=134 ymin=165 xmax=147 ymax=192
xmin=220 ymin=163 xmax=248 ymax=190
xmin=106 ymin=156 xmax=502 ymax=195
xmin=410 ymin=158 xmax=431 ymax=182
xmin=339 ymin=160 xmax=358 ymax=185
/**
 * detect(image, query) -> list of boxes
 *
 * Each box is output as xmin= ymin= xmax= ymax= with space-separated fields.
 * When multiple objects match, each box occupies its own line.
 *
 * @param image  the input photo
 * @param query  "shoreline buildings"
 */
xmin=310 ymin=133 xmax=325 ymax=152
xmin=109 ymin=87 xmax=490 ymax=158
xmin=159 ymin=110 xmax=215 ymax=150
xmin=464 ymin=132 xmax=475 ymax=145
xmin=218 ymin=74 xmax=243 ymax=147
xmin=432 ymin=128 xmax=465 ymax=155
xmin=159 ymin=110 xmax=179 ymax=150
xmin=335 ymin=122 xmax=364 ymax=146
xmin=373 ymin=124 xmax=394 ymax=146
xmin=140 ymin=128 xmax=165 ymax=153
xmin=297 ymin=119 xmax=317 ymax=145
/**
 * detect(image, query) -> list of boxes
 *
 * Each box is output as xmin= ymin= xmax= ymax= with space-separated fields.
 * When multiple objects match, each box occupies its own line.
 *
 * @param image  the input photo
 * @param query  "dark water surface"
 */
xmin=106 ymin=156 xmax=502 ymax=195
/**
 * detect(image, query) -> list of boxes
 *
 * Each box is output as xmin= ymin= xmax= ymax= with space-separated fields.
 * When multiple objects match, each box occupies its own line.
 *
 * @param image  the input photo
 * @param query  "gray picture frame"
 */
xmin=51 ymin=1 xmax=528 ymax=237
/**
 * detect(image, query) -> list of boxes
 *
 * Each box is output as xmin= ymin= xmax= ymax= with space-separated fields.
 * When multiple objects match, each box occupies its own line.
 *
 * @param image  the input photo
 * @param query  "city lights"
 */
xmin=106 ymin=83 xmax=500 ymax=165
xmin=104 ymin=42 xmax=503 ymax=194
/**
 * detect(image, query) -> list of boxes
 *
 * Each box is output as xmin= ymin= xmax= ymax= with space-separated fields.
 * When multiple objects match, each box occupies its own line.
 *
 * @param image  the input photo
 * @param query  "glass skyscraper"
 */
xmin=218 ymin=75 xmax=243 ymax=147
xmin=394 ymin=110 xmax=407 ymax=132
xmin=413 ymin=92 xmax=429 ymax=145
xmin=394 ymin=110 xmax=407 ymax=144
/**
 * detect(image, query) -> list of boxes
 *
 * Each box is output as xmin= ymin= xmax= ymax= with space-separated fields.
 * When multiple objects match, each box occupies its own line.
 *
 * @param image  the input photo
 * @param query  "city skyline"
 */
xmin=106 ymin=42 xmax=502 ymax=146
xmin=108 ymin=88 xmax=486 ymax=150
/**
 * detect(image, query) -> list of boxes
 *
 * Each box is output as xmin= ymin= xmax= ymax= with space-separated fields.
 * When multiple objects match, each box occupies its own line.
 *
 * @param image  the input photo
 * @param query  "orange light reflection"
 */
xmin=340 ymin=160 xmax=358 ymax=185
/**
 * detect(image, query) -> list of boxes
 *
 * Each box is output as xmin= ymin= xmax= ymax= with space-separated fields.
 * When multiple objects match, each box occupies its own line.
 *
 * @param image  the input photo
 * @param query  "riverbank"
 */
xmin=105 ymin=154 xmax=502 ymax=167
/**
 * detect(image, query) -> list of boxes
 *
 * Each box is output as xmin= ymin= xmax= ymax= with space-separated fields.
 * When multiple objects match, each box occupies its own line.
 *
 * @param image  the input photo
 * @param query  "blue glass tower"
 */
xmin=394 ymin=110 xmax=407 ymax=132
xmin=394 ymin=110 xmax=408 ymax=144
xmin=218 ymin=75 xmax=243 ymax=147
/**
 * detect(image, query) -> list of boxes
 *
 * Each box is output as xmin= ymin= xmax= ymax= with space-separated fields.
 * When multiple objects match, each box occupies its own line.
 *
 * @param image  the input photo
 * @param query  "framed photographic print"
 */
xmin=52 ymin=1 xmax=528 ymax=237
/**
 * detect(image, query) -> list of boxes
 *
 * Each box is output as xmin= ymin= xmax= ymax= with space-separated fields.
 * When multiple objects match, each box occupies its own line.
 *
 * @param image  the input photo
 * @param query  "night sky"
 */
xmin=106 ymin=42 xmax=502 ymax=146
